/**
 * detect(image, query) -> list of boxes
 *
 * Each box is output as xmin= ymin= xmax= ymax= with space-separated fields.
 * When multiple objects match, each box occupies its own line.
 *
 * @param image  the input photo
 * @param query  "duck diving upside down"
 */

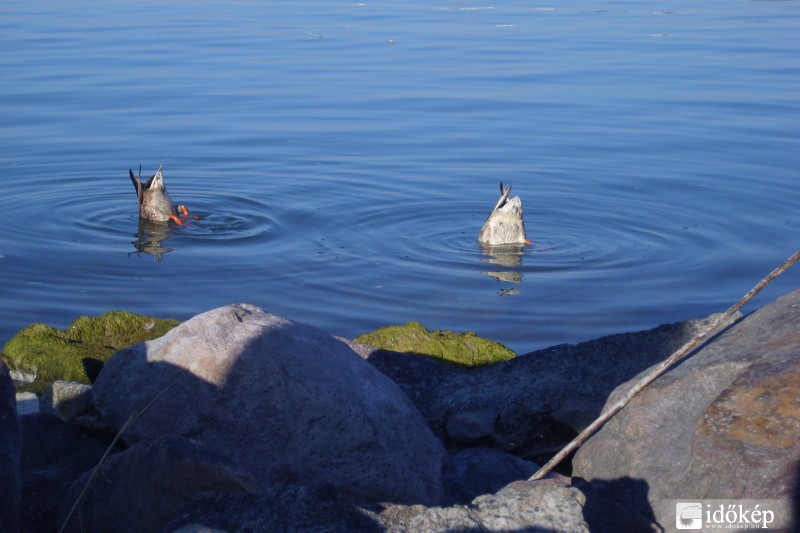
xmin=129 ymin=165 xmax=195 ymax=225
xmin=478 ymin=183 xmax=531 ymax=246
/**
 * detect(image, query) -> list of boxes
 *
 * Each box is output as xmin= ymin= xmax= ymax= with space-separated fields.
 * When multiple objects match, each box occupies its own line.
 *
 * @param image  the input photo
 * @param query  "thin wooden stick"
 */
xmin=531 ymin=250 xmax=800 ymax=481
xmin=59 ymin=379 xmax=177 ymax=533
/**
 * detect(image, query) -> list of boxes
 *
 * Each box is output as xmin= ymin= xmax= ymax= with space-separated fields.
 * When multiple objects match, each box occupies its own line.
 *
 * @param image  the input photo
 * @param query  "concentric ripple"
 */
xmin=3 ymin=174 xmax=278 ymax=260
xmin=332 ymin=192 xmax=718 ymax=287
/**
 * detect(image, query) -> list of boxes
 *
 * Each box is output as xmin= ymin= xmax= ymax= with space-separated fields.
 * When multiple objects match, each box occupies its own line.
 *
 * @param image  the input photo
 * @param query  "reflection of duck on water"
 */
xmin=129 ymin=165 xmax=191 ymax=225
xmin=477 ymin=183 xmax=530 ymax=246
xmin=131 ymin=219 xmax=175 ymax=262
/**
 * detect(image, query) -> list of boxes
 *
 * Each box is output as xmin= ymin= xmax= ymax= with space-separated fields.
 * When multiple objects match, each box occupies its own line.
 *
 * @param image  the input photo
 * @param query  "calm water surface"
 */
xmin=1 ymin=0 xmax=798 ymax=353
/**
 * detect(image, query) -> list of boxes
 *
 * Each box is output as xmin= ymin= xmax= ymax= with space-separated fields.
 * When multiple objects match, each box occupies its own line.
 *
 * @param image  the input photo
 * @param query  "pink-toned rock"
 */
xmin=572 ymin=289 xmax=800 ymax=529
xmin=91 ymin=304 xmax=446 ymax=505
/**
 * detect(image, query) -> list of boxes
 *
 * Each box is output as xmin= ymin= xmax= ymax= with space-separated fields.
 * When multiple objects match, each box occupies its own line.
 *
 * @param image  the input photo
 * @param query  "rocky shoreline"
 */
xmin=2 ymin=290 xmax=799 ymax=532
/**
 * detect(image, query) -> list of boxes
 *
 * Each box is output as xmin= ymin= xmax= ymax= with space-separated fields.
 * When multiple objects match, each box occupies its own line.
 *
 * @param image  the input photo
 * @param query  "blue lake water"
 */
xmin=1 ymin=0 xmax=798 ymax=354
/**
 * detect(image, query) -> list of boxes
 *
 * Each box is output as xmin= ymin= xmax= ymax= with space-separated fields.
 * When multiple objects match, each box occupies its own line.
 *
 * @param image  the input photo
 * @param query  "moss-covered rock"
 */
xmin=355 ymin=321 xmax=515 ymax=367
xmin=1 ymin=311 xmax=180 ymax=394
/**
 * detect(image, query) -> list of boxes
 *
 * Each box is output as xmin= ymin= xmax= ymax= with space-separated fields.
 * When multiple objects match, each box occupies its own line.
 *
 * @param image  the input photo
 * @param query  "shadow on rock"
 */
xmin=58 ymin=436 xmax=256 ymax=533
xmin=793 ymin=460 xmax=800 ymax=533
xmin=574 ymin=476 xmax=661 ymax=532
xmin=1 ymin=361 xmax=21 ymax=533
xmin=81 ymin=357 xmax=104 ymax=382
xmin=164 ymin=484 xmax=386 ymax=533
xmin=22 ymin=413 xmax=121 ymax=533
xmin=443 ymin=447 xmax=539 ymax=506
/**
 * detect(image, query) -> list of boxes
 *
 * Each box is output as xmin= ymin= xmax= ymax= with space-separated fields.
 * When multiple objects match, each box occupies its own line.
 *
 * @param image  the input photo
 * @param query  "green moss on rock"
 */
xmin=355 ymin=321 xmax=515 ymax=367
xmin=1 ymin=311 xmax=180 ymax=394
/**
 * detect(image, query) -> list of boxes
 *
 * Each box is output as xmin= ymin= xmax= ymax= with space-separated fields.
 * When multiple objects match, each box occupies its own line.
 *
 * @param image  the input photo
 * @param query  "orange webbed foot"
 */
xmin=168 ymin=213 xmax=185 ymax=225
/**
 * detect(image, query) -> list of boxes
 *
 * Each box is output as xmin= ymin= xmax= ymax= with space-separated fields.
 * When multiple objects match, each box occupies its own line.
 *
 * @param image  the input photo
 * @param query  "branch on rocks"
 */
xmin=531 ymin=249 xmax=800 ymax=481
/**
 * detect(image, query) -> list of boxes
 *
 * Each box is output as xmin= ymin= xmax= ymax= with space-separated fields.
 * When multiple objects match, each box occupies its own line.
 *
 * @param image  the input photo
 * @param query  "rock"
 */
xmin=39 ymin=381 xmax=109 ymax=433
xmin=355 ymin=321 xmax=515 ymax=367
xmin=15 ymin=392 xmax=38 ymax=416
xmin=1 ymin=311 xmax=180 ymax=394
xmin=443 ymin=447 xmax=538 ymax=505
xmin=170 ymin=525 xmax=227 ymax=533
xmin=1 ymin=360 xmax=22 ymax=533
xmin=20 ymin=413 xmax=114 ymax=533
xmin=163 ymin=484 xmax=386 ymax=533
xmin=445 ymin=408 xmax=497 ymax=443
xmin=165 ymin=476 xmax=659 ymax=533
xmin=345 ymin=313 xmax=726 ymax=458
xmin=572 ymin=289 xmax=800 ymax=529
xmin=40 ymin=380 xmax=91 ymax=421
xmin=59 ymin=437 xmax=254 ymax=533
xmin=9 ymin=368 xmax=36 ymax=389
xmin=92 ymin=304 xmax=446 ymax=505
xmin=405 ymin=477 xmax=658 ymax=532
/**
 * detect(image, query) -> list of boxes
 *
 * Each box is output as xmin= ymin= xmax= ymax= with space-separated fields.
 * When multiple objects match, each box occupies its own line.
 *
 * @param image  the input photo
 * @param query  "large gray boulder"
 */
xmin=1 ymin=360 xmax=21 ymax=533
xmin=573 ymin=289 xmax=800 ymax=529
xmin=92 ymin=304 xmax=446 ymax=505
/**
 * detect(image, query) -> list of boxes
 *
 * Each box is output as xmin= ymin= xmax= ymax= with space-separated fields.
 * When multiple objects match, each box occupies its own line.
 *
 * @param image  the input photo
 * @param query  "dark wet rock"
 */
xmin=1 ymin=360 xmax=22 ymax=533
xmin=355 ymin=321 xmax=516 ymax=367
xmin=92 ymin=304 xmax=446 ymax=506
xmin=59 ymin=437 xmax=254 ymax=533
xmin=573 ymin=289 xmax=800 ymax=528
xmin=1 ymin=311 xmax=179 ymax=394
xmin=163 ymin=484 xmax=386 ymax=533
xmin=443 ymin=447 xmax=538 ymax=505
xmin=445 ymin=408 xmax=497 ymax=443
xmin=20 ymin=413 xmax=114 ymax=533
